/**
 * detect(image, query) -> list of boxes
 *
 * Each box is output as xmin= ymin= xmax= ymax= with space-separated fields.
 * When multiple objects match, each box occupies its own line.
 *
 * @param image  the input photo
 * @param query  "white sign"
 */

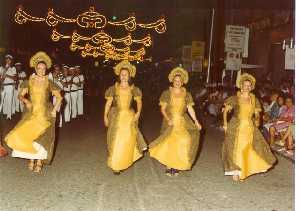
xmin=285 ymin=48 xmax=295 ymax=70
xmin=225 ymin=51 xmax=242 ymax=70
xmin=225 ymin=25 xmax=246 ymax=52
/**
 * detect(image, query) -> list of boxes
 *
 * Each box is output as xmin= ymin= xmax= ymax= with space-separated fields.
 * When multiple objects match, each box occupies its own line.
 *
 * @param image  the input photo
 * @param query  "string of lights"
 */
xmin=51 ymin=29 xmax=152 ymax=47
xmin=14 ymin=5 xmax=165 ymax=61
xmin=15 ymin=6 xmax=167 ymax=33
xmin=69 ymin=38 xmax=146 ymax=60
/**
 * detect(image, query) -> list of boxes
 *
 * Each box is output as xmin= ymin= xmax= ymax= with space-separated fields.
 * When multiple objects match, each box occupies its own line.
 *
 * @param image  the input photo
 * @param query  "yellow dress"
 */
xmin=105 ymin=83 xmax=147 ymax=171
xmin=222 ymin=93 xmax=276 ymax=180
xmin=5 ymin=76 xmax=61 ymax=163
xmin=149 ymin=88 xmax=200 ymax=170
xmin=234 ymin=100 xmax=272 ymax=179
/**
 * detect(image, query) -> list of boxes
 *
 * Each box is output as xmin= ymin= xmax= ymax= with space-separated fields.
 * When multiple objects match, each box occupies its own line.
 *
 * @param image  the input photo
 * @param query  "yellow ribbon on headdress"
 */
xmin=30 ymin=51 xmax=52 ymax=69
xmin=168 ymin=67 xmax=189 ymax=84
xmin=236 ymin=73 xmax=256 ymax=89
xmin=114 ymin=60 xmax=136 ymax=78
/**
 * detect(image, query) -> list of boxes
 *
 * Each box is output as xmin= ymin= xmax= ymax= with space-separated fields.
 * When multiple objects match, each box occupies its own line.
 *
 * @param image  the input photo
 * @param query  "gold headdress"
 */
xmin=114 ymin=60 xmax=136 ymax=78
xmin=168 ymin=67 xmax=189 ymax=84
xmin=30 ymin=51 xmax=52 ymax=69
xmin=236 ymin=73 xmax=256 ymax=90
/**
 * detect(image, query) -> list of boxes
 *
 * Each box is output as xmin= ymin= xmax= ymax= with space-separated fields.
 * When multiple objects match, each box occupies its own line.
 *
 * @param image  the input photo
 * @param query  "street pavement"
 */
xmin=0 ymin=102 xmax=294 ymax=211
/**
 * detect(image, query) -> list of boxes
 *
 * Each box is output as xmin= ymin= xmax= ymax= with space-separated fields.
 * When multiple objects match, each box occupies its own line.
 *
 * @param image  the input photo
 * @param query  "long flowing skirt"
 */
xmin=149 ymin=115 xmax=199 ymax=170
xmin=107 ymin=109 xmax=146 ymax=171
xmin=223 ymin=118 xmax=276 ymax=180
xmin=5 ymin=110 xmax=56 ymax=164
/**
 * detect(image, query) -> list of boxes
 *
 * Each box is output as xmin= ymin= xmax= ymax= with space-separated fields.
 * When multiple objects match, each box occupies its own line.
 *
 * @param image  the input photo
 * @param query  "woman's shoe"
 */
xmin=28 ymin=159 xmax=35 ymax=171
xmin=232 ymin=175 xmax=239 ymax=182
xmin=165 ymin=169 xmax=172 ymax=177
xmin=33 ymin=160 xmax=43 ymax=173
xmin=113 ymin=170 xmax=121 ymax=175
xmin=171 ymin=168 xmax=179 ymax=176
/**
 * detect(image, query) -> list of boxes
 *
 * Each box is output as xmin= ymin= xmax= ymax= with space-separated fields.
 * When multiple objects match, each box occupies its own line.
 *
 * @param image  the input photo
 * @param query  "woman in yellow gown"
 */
xmin=5 ymin=52 xmax=62 ymax=173
xmin=222 ymin=73 xmax=276 ymax=181
xmin=104 ymin=61 xmax=147 ymax=174
xmin=149 ymin=67 xmax=201 ymax=176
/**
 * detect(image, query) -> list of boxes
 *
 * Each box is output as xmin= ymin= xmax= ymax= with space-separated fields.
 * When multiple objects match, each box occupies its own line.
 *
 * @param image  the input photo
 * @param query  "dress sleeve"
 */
xmin=105 ymin=86 xmax=115 ymax=100
xmin=133 ymin=87 xmax=142 ymax=100
xmin=186 ymin=92 xmax=195 ymax=106
xmin=159 ymin=90 xmax=170 ymax=106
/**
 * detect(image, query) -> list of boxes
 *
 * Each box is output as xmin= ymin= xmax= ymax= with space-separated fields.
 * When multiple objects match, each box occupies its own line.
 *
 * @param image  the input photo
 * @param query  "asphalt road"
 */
xmin=0 ymin=100 xmax=294 ymax=211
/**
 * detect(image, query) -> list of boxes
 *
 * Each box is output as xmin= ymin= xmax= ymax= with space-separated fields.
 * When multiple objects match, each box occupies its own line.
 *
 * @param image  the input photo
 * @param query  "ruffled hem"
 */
xmin=11 ymin=142 xmax=48 ymax=160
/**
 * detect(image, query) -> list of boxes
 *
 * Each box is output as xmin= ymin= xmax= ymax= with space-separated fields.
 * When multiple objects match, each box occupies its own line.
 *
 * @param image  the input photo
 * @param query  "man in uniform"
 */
xmin=14 ymin=62 xmax=27 ymax=113
xmin=70 ymin=67 xmax=79 ymax=119
xmin=0 ymin=54 xmax=17 ymax=119
xmin=49 ymin=64 xmax=64 ymax=127
xmin=75 ymin=66 xmax=85 ymax=116
xmin=62 ymin=65 xmax=72 ymax=123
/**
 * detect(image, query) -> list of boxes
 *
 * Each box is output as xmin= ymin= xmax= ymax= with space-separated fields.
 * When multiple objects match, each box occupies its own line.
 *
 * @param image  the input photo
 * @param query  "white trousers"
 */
xmin=12 ymin=88 xmax=16 ymax=115
xmin=71 ymin=91 xmax=78 ymax=119
xmin=15 ymin=88 xmax=24 ymax=113
xmin=77 ymin=89 xmax=83 ymax=115
xmin=64 ymin=93 xmax=71 ymax=122
xmin=0 ymin=85 xmax=15 ymax=119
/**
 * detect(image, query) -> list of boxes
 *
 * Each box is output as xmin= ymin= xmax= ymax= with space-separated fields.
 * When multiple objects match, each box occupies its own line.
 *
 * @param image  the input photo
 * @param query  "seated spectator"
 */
xmin=258 ymin=86 xmax=268 ymax=99
xmin=280 ymin=82 xmax=290 ymax=96
xmin=268 ymin=96 xmax=295 ymax=146
xmin=280 ymin=124 xmax=295 ymax=154
xmin=263 ymin=91 xmax=279 ymax=122
xmin=277 ymin=96 xmax=285 ymax=116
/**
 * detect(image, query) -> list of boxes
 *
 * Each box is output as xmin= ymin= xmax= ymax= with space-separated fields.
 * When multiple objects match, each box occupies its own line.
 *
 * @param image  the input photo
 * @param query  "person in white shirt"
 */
xmin=70 ymin=67 xmax=79 ymax=119
xmin=75 ymin=66 xmax=84 ymax=116
xmin=62 ymin=65 xmax=72 ymax=123
xmin=0 ymin=55 xmax=17 ymax=119
xmin=14 ymin=62 xmax=27 ymax=113
xmin=49 ymin=64 xmax=64 ymax=127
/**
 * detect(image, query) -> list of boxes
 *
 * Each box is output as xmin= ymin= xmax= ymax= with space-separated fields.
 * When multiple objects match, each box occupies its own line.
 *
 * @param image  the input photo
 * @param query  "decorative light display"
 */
xmin=15 ymin=6 xmax=167 ymax=32
xmin=14 ymin=6 xmax=166 ymax=61
xmin=51 ymin=29 xmax=152 ymax=47
xmin=50 ymin=28 xmax=150 ymax=61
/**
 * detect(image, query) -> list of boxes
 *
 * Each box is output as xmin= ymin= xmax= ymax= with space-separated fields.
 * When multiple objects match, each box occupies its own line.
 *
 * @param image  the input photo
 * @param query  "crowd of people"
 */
xmin=260 ymin=82 xmax=295 ymax=156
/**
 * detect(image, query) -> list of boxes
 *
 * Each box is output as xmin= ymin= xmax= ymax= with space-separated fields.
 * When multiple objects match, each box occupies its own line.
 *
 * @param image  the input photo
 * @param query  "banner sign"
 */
xmin=225 ymin=25 xmax=246 ymax=52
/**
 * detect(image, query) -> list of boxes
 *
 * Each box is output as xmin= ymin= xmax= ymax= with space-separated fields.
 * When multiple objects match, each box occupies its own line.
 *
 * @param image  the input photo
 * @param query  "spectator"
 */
xmin=268 ymin=96 xmax=295 ymax=146
xmin=263 ymin=91 xmax=279 ymax=123
xmin=279 ymin=124 xmax=295 ymax=155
